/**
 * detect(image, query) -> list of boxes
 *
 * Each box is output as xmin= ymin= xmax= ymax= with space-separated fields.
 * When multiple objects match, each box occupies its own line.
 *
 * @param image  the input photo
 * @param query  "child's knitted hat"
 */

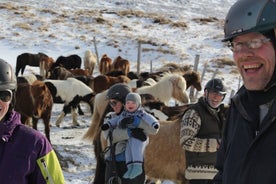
xmin=125 ymin=92 xmax=141 ymax=106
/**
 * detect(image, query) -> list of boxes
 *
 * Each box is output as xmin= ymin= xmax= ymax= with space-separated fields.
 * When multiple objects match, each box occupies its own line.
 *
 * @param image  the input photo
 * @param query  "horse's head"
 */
xmin=183 ymin=70 xmax=202 ymax=91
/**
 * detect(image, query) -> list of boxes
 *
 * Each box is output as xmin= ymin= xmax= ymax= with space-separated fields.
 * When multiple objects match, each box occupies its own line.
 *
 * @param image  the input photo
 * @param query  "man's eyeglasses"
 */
xmin=0 ymin=90 xmax=12 ymax=102
xmin=227 ymin=38 xmax=270 ymax=52
xmin=109 ymin=100 xmax=119 ymax=107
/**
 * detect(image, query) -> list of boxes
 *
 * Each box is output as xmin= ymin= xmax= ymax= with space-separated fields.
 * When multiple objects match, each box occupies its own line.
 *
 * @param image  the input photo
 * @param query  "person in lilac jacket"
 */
xmin=0 ymin=58 xmax=65 ymax=184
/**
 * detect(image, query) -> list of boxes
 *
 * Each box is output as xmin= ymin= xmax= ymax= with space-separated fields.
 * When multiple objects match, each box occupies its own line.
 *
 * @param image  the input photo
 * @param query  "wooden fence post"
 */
xmin=189 ymin=54 xmax=200 ymax=102
xmin=137 ymin=41 xmax=141 ymax=74
xmin=195 ymin=62 xmax=207 ymax=99
xmin=93 ymin=36 xmax=99 ymax=66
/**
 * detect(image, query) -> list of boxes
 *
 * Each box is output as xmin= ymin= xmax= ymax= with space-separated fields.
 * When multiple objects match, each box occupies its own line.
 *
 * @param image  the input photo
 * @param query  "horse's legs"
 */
xmin=72 ymin=108 xmax=79 ymax=126
xmin=93 ymin=132 xmax=106 ymax=184
xmin=42 ymin=115 xmax=51 ymax=143
xmin=77 ymin=105 xmax=84 ymax=115
xmin=56 ymin=111 xmax=65 ymax=127
xmin=32 ymin=118 xmax=38 ymax=130
xmin=21 ymin=65 xmax=26 ymax=75
xmin=15 ymin=66 xmax=21 ymax=77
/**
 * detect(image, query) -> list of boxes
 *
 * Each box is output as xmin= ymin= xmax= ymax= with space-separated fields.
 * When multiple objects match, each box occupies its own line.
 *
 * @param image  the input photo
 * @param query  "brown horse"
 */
xmin=99 ymin=54 xmax=112 ymax=74
xmin=16 ymin=52 xmax=49 ymax=76
xmin=112 ymin=56 xmax=130 ymax=75
xmin=69 ymin=68 xmax=90 ymax=76
xmin=15 ymin=80 xmax=53 ymax=142
xmin=183 ymin=70 xmax=202 ymax=91
xmin=91 ymin=74 xmax=131 ymax=94
xmin=39 ymin=57 xmax=55 ymax=79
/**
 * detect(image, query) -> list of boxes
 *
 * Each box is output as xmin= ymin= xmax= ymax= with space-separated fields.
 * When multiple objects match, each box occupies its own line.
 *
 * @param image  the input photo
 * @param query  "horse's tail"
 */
xmin=15 ymin=54 xmax=23 ymax=76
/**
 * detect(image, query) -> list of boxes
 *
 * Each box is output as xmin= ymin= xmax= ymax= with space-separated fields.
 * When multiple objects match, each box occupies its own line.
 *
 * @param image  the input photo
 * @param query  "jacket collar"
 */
xmin=0 ymin=111 xmax=21 ymax=142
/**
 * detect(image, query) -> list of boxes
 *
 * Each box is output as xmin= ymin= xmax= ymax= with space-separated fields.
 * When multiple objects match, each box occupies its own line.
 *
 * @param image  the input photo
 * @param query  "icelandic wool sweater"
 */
xmin=0 ymin=111 xmax=64 ymax=184
xmin=180 ymin=97 xmax=226 ymax=180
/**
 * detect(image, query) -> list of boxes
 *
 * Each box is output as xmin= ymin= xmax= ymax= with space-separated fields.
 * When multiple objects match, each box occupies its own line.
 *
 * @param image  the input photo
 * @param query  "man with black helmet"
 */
xmin=214 ymin=0 xmax=276 ymax=183
xmin=0 ymin=59 xmax=65 ymax=183
xmin=180 ymin=78 xmax=227 ymax=184
xmin=101 ymin=83 xmax=146 ymax=184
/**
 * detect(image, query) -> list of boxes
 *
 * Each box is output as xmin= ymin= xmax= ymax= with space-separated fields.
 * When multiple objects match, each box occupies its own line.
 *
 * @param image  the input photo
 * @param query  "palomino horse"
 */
xmin=83 ymin=50 xmax=96 ymax=75
xmin=83 ymin=72 xmax=204 ymax=183
xmin=15 ymin=52 xmax=49 ymax=76
xmin=135 ymin=73 xmax=190 ymax=105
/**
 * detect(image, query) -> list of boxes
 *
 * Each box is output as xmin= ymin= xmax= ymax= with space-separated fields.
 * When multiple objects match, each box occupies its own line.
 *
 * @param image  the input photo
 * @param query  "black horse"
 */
xmin=15 ymin=52 xmax=49 ymax=76
xmin=50 ymin=54 xmax=81 ymax=71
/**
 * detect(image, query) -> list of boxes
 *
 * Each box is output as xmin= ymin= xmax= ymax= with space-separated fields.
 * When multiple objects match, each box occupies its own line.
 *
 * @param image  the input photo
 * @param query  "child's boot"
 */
xmin=128 ymin=163 xmax=143 ymax=179
xmin=123 ymin=164 xmax=133 ymax=179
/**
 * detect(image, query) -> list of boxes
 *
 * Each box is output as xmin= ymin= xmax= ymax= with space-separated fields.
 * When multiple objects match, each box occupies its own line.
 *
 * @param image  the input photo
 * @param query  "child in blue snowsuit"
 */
xmin=102 ymin=92 xmax=160 ymax=179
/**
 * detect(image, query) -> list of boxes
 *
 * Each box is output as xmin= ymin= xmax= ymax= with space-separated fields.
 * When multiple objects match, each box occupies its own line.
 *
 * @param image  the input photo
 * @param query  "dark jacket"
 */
xmin=214 ymin=86 xmax=276 ymax=184
xmin=0 ymin=111 xmax=64 ymax=184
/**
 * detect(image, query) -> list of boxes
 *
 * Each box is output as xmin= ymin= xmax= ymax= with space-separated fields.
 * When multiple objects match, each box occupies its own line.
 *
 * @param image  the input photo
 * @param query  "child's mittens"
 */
xmin=120 ymin=116 xmax=134 ymax=129
xmin=129 ymin=128 xmax=147 ymax=141
xmin=101 ymin=123 xmax=110 ymax=130
xmin=152 ymin=122 xmax=159 ymax=129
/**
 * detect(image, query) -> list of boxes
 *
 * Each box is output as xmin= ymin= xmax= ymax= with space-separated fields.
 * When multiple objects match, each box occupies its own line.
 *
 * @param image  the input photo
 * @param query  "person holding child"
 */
xmin=102 ymin=92 xmax=160 ymax=180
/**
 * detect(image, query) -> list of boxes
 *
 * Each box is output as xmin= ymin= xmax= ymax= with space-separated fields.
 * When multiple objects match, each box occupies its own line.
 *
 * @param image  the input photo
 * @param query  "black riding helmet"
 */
xmin=0 ymin=58 xmax=17 ymax=113
xmin=106 ymin=83 xmax=131 ymax=104
xmin=0 ymin=59 xmax=17 ymax=91
xmin=205 ymin=78 xmax=227 ymax=95
xmin=223 ymin=0 xmax=276 ymax=42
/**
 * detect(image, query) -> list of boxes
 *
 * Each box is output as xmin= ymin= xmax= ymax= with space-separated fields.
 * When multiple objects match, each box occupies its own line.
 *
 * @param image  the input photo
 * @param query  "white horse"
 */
xmin=83 ymin=50 xmax=97 ymax=76
xmin=135 ymin=73 xmax=190 ymax=105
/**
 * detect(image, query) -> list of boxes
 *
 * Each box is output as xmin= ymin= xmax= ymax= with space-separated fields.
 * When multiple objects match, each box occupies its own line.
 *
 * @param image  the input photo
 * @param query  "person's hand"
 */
xmin=101 ymin=123 xmax=110 ymax=130
xmin=130 ymin=128 xmax=147 ymax=141
xmin=120 ymin=117 xmax=134 ymax=129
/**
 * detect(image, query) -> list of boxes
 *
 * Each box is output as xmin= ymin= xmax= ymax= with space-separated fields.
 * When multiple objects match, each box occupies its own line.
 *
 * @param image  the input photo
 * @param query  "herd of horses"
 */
xmin=15 ymin=51 xmax=203 ymax=184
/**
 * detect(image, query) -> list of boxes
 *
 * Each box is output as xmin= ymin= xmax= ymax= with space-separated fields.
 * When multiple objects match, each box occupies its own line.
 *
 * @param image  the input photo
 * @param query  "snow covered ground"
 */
xmin=0 ymin=0 xmax=238 ymax=183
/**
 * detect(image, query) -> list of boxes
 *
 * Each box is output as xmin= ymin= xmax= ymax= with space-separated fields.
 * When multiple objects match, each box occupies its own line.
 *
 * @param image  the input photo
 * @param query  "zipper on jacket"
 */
xmin=41 ymin=159 xmax=55 ymax=184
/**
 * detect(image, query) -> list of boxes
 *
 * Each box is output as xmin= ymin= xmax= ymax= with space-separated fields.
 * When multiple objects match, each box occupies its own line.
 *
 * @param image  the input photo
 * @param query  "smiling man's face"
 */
xmin=233 ymin=32 xmax=275 ymax=90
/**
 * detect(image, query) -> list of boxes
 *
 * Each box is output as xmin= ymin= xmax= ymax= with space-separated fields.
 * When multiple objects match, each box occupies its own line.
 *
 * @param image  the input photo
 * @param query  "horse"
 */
xmin=91 ymin=74 xmax=131 ymax=94
xmin=112 ymin=56 xmax=130 ymax=75
xmin=48 ymin=66 xmax=75 ymax=80
xmin=183 ymin=70 xmax=202 ymax=91
xmin=17 ymin=74 xmax=43 ymax=84
xmin=143 ymin=100 xmax=189 ymax=121
xmin=134 ymin=73 xmax=190 ymax=105
xmin=50 ymin=54 xmax=82 ymax=71
xmin=83 ymin=50 xmax=96 ymax=75
xmin=39 ymin=56 xmax=55 ymax=79
xmin=15 ymin=80 xmax=53 ymax=142
xmin=15 ymin=52 xmax=49 ymax=76
xmin=69 ymin=68 xmax=90 ymax=76
xmin=44 ymin=78 xmax=94 ymax=127
xmin=99 ymin=54 xmax=112 ymax=74
xmin=83 ymin=91 xmax=189 ymax=184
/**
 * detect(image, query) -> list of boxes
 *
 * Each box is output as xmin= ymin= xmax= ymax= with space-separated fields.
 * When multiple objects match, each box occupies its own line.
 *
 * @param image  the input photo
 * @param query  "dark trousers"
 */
xmin=105 ymin=161 xmax=145 ymax=184
xmin=189 ymin=180 xmax=213 ymax=184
